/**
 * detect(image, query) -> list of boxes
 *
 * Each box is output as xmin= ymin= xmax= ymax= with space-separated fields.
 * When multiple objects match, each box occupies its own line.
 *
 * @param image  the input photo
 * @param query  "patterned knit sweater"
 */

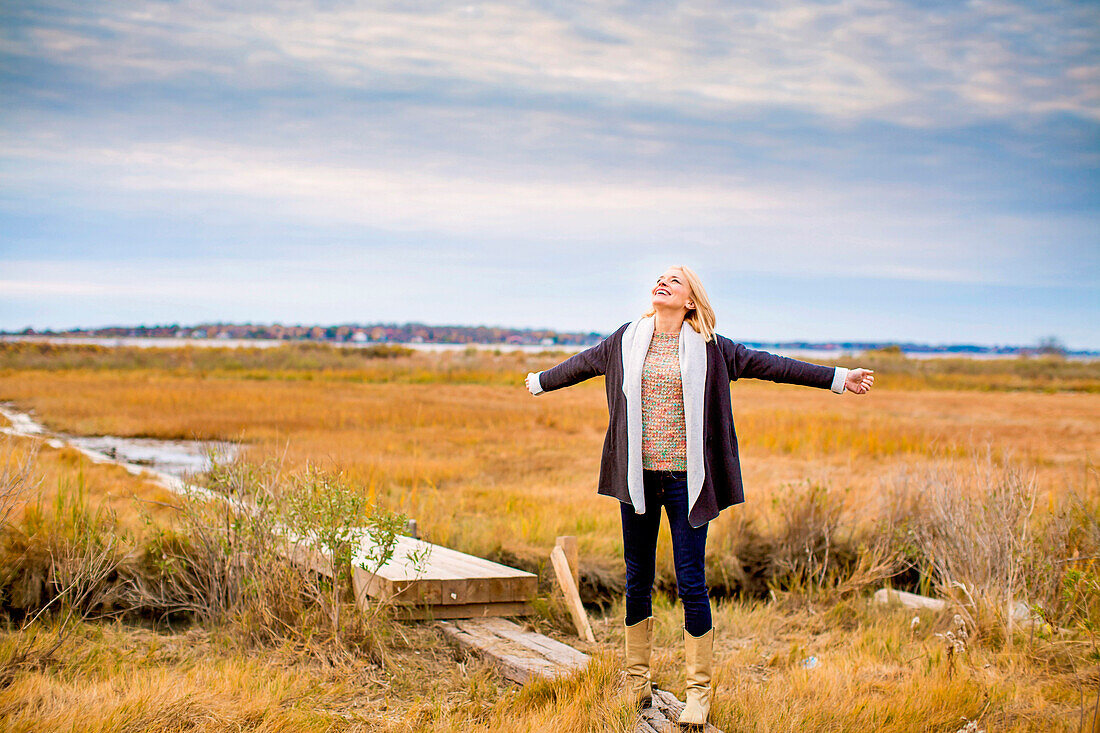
xmin=641 ymin=330 xmax=687 ymax=470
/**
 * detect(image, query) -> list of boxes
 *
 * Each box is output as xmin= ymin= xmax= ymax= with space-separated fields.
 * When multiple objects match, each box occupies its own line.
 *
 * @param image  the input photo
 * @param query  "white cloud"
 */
xmin=6 ymin=1 xmax=1097 ymax=125
xmin=0 ymin=279 xmax=120 ymax=297
xmin=0 ymin=135 xmax=784 ymax=236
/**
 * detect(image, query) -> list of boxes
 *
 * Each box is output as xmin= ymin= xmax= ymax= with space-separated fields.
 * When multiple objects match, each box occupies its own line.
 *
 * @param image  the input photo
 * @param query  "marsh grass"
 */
xmin=879 ymin=451 xmax=1100 ymax=647
xmin=0 ymin=341 xmax=414 ymax=372
xmin=0 ymin=441 xmax=1097 ymax=729
xmin=3 ymin=362 xmax=1093 ymax=590
xmin=0 ymin=445 xmax=421 ymax=675
xmin=0 ymin=437 xmax=130 ymax=686
xmin=846 ymin=350 xmax=1100 ymax=393
xmin=1 ymin=348 xmax=1099 ymax=729
xmin=2 ymin=361 xmax=1097 ymax=609
xmin=595 ymin=584 xmax=1098 ymax=732
xmin=0 ymin=439 xmax=38 ymax=533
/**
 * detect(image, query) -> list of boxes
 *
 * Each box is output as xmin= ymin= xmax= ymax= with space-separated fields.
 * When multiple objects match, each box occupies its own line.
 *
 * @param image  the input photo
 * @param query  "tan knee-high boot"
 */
xmin=678 ymin=627 xmax=713 ymax=727
xmin=624 ymin=617 xmax=653 ymax=708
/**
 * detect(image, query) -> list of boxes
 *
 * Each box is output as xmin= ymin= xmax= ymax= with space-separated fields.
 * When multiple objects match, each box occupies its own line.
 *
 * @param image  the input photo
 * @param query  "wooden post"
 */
xmin=550 ymin=545 xmax=595 ymax=643
xmin=555 ymin=535 xmax=579 ymax=592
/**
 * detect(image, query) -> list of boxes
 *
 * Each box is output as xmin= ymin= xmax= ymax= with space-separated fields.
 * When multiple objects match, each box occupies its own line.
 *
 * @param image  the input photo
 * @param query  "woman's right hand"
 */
xmin=525 ymin=372 xmax=543 ymax=396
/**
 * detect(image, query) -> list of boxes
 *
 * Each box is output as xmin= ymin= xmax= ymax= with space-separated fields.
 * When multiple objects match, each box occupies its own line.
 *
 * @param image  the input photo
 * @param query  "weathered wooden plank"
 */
xmin=366 ymin=535 xmax=533 ymax=581
xmin=457 ymin=617 xmax=588 ymax=671
xmin=353 ymin=565 xmax=445 ymax=606
xmin=440 ymin=577 xmax=469 ymax=605
xmin=551 ymin=544 xmax=595 ymax=642
xmin=421 ymin=543 xmax=524 ymax=578
xmin=442 ymin=573 xmax=535 ymax=603
xmin=349 ymin=532 xmax=537 ymax=616
xmin=873 ymin=587 xmax=946 ymax=611
xmin=636 ymin=688 xmax=723 ymax=733
xmin=356 ymin=536 xmax=454 ymax=581
xmin=555 ymin=536 xmax=580 ymax=591
xmin=641 ymin=698 xmax=673 ymax=731
xmin=439 ymin=617 xmax=579 ymax=684
xmin=437 ymin=573 xmax=537 ymax=605
xmin=355 ymin=565 xmax=534 ymax=607
xmin=653 ymin=688 xmax=684 ymax=719
xmin=465 ymin=575 xmax=526 ymax=603
xmin=351 ymin=533 xmax=537 ymax=612
xmin=396 ymin=601 xmax=533 ymax=621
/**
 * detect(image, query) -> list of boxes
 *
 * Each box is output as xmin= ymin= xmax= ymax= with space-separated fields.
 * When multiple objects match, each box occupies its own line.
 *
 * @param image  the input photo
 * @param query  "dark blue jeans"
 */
xmin=621 ymin=468 xmax=712 ymax=636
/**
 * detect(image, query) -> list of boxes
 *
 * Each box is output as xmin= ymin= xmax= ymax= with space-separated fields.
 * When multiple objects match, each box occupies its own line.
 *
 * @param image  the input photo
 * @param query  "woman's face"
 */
xmin=650 ymin=267 xmax=694 ymax=312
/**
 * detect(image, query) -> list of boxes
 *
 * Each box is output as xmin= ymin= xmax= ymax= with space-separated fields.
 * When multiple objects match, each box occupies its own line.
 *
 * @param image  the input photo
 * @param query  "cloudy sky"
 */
xmin=1 ymin=1 xmax=1097 ymax=347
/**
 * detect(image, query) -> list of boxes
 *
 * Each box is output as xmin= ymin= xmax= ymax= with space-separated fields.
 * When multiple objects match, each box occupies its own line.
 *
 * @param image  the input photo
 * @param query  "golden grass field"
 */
xmin=1 ymin=343 xmax=1098 ymax=732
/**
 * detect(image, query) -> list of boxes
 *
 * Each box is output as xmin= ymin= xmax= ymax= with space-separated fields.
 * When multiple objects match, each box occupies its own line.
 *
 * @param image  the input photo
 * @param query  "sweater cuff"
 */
xmin=830 ymin=366 xmax=848 ymax=394
xmin=528 ymin=371 xmax=545 ymax=395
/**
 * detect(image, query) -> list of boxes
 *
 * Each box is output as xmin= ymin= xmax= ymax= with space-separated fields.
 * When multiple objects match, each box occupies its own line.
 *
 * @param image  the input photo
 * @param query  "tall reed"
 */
xmin=879 ymin=449 xmax=1100 ymax=646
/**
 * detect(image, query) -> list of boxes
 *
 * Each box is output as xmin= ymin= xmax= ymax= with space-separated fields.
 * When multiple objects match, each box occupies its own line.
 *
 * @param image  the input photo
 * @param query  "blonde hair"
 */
xmin=643 ymin=264 xmax=717 ymax=343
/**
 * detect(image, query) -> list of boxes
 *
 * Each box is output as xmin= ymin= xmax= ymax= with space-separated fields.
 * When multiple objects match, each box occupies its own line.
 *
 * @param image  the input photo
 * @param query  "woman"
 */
xmin=525 ymin=265 xmax=874 ymax=727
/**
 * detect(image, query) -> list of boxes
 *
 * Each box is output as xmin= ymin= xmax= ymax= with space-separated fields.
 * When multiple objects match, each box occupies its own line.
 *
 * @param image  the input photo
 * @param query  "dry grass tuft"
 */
xmin=0 ymin=446 xmax=419 ymax=675
xmin=881 ymin=450 xmax=1100 ymax=648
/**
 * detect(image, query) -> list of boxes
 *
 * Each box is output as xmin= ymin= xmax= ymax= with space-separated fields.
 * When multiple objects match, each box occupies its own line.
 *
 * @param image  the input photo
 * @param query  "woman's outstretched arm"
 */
xmin=718 ymin=336 xmax=873 ymax=394
xmin=525 ymin=323 xmax=626 ymax=396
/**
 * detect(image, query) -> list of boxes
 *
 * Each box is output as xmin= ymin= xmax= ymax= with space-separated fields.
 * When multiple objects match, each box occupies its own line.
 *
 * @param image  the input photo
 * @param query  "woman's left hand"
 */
xmin=844 ymin=368 xmax=875 ymax=394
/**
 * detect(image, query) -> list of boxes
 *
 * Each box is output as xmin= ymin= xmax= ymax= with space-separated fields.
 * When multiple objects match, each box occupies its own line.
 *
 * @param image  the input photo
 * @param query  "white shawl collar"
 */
xmin=620 ymin=314 xmax=707 ymax=520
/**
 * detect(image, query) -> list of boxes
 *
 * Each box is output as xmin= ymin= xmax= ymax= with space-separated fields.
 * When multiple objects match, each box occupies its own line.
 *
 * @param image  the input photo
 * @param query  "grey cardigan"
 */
xmin=532 ymin=319 xmax=847 ymax=527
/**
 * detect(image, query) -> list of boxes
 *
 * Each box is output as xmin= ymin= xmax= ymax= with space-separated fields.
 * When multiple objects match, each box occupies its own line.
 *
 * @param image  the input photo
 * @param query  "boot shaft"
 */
xmin=679 ymin=626 xmax=714 ymax=727
xmin=683 ymin=626 xmax=713 ymax=682
xmin=624 ymin=617 xmax=653 ymax=706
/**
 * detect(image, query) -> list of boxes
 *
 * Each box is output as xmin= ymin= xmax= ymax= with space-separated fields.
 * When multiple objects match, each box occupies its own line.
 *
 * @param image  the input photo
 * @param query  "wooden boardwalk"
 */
xmin=351 ymin=534 xmax=538 ymax=619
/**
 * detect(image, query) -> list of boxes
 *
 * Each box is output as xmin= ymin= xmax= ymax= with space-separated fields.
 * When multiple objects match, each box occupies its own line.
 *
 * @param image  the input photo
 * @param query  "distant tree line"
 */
xmin=7 ymin=321 xmax=604 ymax=347
xmin=3 ymin=324 xmax=1092 ymax=356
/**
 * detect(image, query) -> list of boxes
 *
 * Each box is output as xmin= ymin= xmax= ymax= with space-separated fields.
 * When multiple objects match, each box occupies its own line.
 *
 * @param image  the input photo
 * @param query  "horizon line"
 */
xmin=0 ymin=321 xmax=1093 ymax=354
